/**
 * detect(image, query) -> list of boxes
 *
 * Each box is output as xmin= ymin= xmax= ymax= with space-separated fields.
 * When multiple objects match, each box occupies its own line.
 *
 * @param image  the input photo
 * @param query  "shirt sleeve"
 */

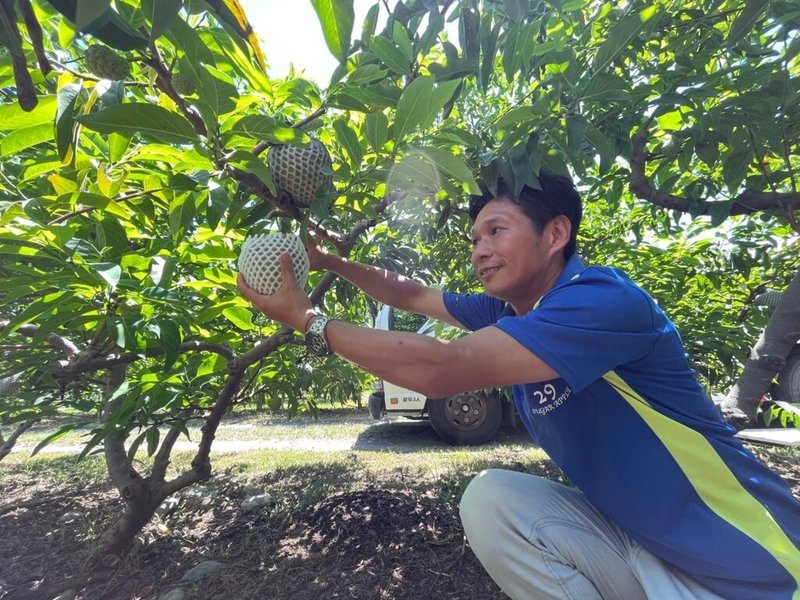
xmin=443 ymin=291 xmax=507 ymax=332
xmin=494 ymin=270 xmax=663 ymax=392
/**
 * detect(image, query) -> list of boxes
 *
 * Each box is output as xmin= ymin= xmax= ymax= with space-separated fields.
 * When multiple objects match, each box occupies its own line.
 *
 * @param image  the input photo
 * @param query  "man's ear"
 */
xmin=547 ymin=215 xmax=572 ymax=254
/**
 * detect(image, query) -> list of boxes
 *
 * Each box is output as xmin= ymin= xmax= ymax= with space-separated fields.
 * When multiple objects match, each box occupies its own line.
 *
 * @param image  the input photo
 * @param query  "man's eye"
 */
xmin=491 ymin=227 xmax=502 ymax=235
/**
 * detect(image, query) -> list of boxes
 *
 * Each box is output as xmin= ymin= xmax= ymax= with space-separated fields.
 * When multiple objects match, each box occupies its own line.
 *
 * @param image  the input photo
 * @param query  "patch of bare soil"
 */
xmin=0 ymin=444 xmax=797 ymax=600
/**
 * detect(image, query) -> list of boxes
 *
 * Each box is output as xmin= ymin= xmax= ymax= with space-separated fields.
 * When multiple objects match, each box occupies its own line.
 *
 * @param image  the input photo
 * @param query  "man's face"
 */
xmin=469 ymin=197 xmax=553 ymax=304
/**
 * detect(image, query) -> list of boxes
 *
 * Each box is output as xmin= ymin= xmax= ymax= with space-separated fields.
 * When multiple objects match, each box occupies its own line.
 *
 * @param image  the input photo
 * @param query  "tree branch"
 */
xmin=141 ymin=43 xmax=207 ymax=137
xmin=150 ymin=426 xmax=182 ymax=483
xmin=224 ymin=166 xmax=303 ymax=220
xmin=0 ymin=320 xmax=80 ymax=357
xmin=70 ymin=340 xmax=235 ymax=376
xmin=630 ymin=121 xmax=800 ymax=216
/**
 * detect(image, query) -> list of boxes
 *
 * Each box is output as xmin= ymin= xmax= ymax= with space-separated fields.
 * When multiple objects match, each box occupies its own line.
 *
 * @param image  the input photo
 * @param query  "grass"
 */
xmin=15 ymin=404 xmax=376 ymax=447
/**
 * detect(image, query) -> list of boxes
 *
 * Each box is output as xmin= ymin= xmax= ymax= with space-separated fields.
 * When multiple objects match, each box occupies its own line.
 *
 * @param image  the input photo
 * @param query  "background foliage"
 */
xmin=0 ymin=0 xmax=798 ymax=558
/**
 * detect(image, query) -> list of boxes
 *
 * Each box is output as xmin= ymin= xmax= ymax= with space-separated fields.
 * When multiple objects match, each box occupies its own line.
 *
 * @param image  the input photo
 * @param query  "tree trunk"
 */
xmin=724 ymin=266 xmax=800 ymax=421
xmin=92 ymin=364 xmax=168 ymax=565
xmin=91 ymin=364 xmax=247 ymax=562
xmin=0 ymin=418 xmax=37 ymax=462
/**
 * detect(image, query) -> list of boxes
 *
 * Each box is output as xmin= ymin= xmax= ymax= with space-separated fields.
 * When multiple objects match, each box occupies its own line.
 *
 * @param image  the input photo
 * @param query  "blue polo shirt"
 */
xmin=444 ymin=255 xmax=800 ymax=600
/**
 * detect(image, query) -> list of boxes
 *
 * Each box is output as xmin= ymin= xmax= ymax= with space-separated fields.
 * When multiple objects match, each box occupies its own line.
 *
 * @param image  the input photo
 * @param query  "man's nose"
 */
xmin=472 ymin=240 xmax=491 ymax=262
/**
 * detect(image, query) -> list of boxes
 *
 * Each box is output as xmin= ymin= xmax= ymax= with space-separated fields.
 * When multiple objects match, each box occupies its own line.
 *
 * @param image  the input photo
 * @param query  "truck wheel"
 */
xmin=773 ymin=347 xmax=800 ymax=404
xmin=428 ymin=391 xmax=502 ymax=445
xmin=368 ymin=392 xmax=384 ymax=420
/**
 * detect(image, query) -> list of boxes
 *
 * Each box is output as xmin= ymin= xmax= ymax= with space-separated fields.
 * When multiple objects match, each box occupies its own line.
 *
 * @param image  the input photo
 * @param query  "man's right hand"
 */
xmin=306 ymin=238 xmax=331 ymax=271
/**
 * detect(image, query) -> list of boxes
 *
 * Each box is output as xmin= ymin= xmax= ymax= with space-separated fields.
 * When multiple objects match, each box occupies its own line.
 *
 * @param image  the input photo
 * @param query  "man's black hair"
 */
xmin=468 ymin=172 xmax=582 ymax=259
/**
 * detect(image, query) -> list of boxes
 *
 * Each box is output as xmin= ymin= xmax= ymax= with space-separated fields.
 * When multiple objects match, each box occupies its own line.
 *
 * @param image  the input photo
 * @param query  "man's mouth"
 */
xmin=479 ymin=266 xmax=501 ymax=279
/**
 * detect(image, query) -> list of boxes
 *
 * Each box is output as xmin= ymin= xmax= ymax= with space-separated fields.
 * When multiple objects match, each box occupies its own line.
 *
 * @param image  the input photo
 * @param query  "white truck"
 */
xmin=367 ymin=305 xmax=516 ymax=445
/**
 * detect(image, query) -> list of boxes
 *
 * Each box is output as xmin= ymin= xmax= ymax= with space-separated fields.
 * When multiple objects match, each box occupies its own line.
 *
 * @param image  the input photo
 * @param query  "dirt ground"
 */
xmin=0 ymin=425 xmax=797 ymax=600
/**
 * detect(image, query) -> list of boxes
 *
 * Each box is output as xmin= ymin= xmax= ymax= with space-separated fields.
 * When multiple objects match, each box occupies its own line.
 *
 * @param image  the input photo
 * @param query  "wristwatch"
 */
xmin=305 ymin=315 xmax=333 ymax=357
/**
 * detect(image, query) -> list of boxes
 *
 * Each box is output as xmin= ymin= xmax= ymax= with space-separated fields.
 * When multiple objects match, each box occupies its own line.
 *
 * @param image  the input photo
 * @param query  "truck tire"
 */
xmin=773 ymin=346 xmax=800 ymax=404
xmin=428 ymin=391 xmax=502 ymax=445
xmin=368 ymin=392 xmax=384 ymax=420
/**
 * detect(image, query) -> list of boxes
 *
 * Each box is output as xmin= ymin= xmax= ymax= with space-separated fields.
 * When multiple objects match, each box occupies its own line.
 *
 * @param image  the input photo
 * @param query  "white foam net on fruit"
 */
xmin=238 ymin=233 xmax=310 ymax=295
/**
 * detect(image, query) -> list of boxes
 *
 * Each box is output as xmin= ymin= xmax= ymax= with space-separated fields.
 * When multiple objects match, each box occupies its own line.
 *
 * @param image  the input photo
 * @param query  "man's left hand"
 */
xmin=237 ymin=252 xmax=316 ymax=332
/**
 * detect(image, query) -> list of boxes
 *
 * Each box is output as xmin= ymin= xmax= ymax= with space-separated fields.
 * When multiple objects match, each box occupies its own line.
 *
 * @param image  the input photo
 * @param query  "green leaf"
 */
xmin=425 ymin=79 xmax=462 ymax=125
xmin=347 ymin=63 xmax=389 ymax=85
xmin=566 ymin=114 xmax=587 ymax=156
xmin=392 ymin=21 xmax=413 ymax=63
xmin=592 ymin=12 xmax=645 ymax=73
xmin=31 ymin=421 xmax=91 ymax=457
xmin=206 ymin=180 xmax=229 ymax=231
xmin=146 ymin=426 xmax=160 ymax=456
xmin=479 ymin=20 xmax=499 ymax=92
xmin=728 ymin=0 xmax=769 ymax=45
xmin=364 ymin=111 xmax=388 ymax=152
xmin=419 ymin=147 xmax=480 ymax=194
xmin=310 ymin=0 xmax=355 ymax=62
xmin=0 ymin=95 xmax=57 ymax=131
xmin=0 ymin=124 xmax=52 ymax=156
xmin=227 ymin=150 xmax=276 ymax=195
xmin=584 ymin=123 xmax=615 ymax=174
xmin=221 ymin=115 xmax=309 ymax=144
xmin=394 ymin=75 xmax=435 ymax=141
xmin=722 ymin=146 xmax=753 ymax=193
xmin=372 ymin=35 xmax=412 ymax=75
xmin=76 ymin=103 xmax=198 ymax=144
xmin=55 ymin=83 xmax=82 ymax=162
xmin=195 ymin=65 xmax=239 ymax=118
xmin=495 ymin=106 xmax=538 ymax=130
xmin=156 ymin=318 xmax=182 ymax=370
xmin=75 ymin=0 xmax=110 ymax=31
xmin=90 ymin=262 xmax=122 ymax=289
xmin=333 ymin=118 xmax=363 ymax=167
xmin=361 ymin=3 xmax=379 ymax=44
xmin=168 ymin=192 xmax=196 ymax=241
xmin=148 ymin=0 xmax=182 ymax=41
xmin=108 ymin=132 xmax=131 ymax=162
xmin=222 ymin=306 xmax=254 ymax=330
xmin=150 ymin=256 xmax=176 ymax=288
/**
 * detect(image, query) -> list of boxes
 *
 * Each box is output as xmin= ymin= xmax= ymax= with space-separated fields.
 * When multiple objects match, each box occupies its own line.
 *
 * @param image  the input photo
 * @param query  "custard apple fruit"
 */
xmin=755 ymin=290 xmax=783 ymax=309
xmin=238 ymin=233 xmax=310 ymax=295
xmin=268 ymin=139 xmax=333 ymax=208
xmin=0 ymin=374 xmax=21 ymax=397
xmin=85 ymin=45 xmax=131 ymax=81
xmin=172 ymin=72 xmax=196 ymax=96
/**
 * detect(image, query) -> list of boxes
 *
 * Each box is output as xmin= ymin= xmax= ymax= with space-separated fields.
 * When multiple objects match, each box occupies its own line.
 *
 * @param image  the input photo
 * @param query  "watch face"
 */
xmin=306 ymin=335 xmax=329 ymax=356
xmin=306 ymin=317 xmax=331 ymax=356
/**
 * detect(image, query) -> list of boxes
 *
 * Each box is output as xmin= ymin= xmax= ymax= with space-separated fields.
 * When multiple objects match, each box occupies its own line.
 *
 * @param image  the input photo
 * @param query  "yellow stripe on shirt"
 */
xmin=603 ymin=370 xmax=800 ymax=598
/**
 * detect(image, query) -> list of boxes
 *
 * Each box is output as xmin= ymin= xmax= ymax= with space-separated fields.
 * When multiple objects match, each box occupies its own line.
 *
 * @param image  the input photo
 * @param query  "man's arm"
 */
xmin=310 ymin=244 xmax=463 ymax=328
xmin=322 ymin=319 xmax=559 ymax=398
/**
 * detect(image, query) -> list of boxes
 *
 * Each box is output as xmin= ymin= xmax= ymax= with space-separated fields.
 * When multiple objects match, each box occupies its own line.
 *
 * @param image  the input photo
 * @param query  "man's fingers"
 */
xmin=280 ymin=252 xmax=298 ymax=286
xmin=237 ymin=273 xmax=254 ymax=298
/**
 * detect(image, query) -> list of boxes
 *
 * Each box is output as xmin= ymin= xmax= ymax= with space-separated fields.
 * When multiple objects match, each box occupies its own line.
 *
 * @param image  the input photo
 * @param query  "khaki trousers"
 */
xmin=459 ymin=469 xmax=724 ymax=600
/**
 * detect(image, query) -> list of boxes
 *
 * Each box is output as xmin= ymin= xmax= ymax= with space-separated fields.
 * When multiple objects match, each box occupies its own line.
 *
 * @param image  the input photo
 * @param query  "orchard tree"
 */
xmin=0 ymin=0 xmax=798 ymax=589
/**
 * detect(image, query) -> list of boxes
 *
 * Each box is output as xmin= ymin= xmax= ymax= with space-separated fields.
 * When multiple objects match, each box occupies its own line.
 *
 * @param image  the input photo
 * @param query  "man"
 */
xmin=239 ymin=172 xmax=800 ymax=599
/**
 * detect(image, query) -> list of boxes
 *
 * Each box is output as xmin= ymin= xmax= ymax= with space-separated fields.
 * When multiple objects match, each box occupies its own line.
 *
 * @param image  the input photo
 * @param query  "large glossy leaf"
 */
xmin=76 ymin=104 xmax=198 ymax=144
xmin=728 ymin=0 xmax=769 ymax=45
xmin=0 ymin=95 xmax=56 ymax=130
xmin=310 ymin=0 xmax=355 ymax=62
xmin=393 ymin=75 xmax=435 ymax=141
xmin=419 ymin=147 xmax=480 ymax=194
xmin=55 ymin=82 xmax=82 ymax=162
xmin=145 ymin=0 xmax=182 ymax=41
xmin=0 ymin=124 xmax=52 ymax=155
xmin=364 ymin=111 xmax=388 ymax=152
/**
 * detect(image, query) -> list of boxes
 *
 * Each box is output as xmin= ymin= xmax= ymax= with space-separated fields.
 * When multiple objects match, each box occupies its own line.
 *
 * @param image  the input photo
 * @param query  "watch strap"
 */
xmin=305 ymin=315 xmax=332 ymax=356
